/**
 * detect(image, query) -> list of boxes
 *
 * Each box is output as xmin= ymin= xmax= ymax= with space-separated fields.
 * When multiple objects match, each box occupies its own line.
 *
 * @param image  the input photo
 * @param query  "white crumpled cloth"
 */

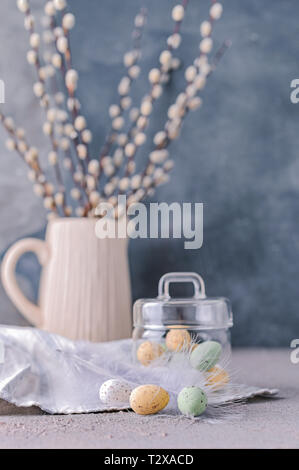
xmin=0 ymin=326 xmax=278 ymax=415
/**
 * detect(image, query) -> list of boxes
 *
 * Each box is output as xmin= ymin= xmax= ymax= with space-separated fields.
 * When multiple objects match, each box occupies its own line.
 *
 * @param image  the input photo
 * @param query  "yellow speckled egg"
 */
xmin=137 ymin=340 xmax=164 ymax=366
xmin=206 ymin=365 xmax=229 ymax=390
xmin=130 ymin=385 xmax=169 ymax=415
xmin=166 ymin=327 xmax=191 ymax=351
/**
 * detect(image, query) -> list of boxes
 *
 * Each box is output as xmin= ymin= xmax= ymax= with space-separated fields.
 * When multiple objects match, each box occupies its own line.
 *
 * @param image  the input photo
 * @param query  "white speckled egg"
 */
xmin=99 ymin=379 xmax=134 ymax=406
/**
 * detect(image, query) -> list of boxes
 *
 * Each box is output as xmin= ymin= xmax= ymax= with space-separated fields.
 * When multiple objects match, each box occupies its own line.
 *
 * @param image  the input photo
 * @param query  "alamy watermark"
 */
xmin=290 ymin=339 xmax=299 ymax=364
xmin=290 ymin=79 xmax=299 ymax=103
xmin=0 ymin=79 xmax=5 ymax=104
xmin=95 ymin=195 xmax=203 ymax=250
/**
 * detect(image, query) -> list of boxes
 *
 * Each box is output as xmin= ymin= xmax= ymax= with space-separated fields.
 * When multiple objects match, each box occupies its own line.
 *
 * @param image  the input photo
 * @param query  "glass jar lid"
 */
xmin=133 ymin=272 xmax=233 ymax=330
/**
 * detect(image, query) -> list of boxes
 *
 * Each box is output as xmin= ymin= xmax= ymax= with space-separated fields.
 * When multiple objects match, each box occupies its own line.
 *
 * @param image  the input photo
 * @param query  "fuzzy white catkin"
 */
xmin=136 ymin=116 xmax=147 ymax=129
xmin=77 ymin=144 xmax=87 ymax=159
xmin=152 ymin=84 xmax=163 ymax=99
xmin=63 ymin=157 xmax=72 ymax=170
xmin=168 ymin=104 xmax=180 ymax=120
xmin=88 ymin=159 xmax=99 ymax=175
xmin=82 ymin=129 xmax=92 ymax=143
xmin=113 ymin=149 xmax=123 ymax=166
xmin=44 ymin=1 xmax=56 ymax=16
xmin=186 ymin=84 xmax=197 ymax=98
xmin=74 ymin=171 xmax=83 ymax=183
xmin=43 ymin=121 xmax=53 ymax=136
xmin=149 ymin=149 xmax=169 ymax=164
xmin=70 ymin=187 xmax=81 ymax=200
xmin=6 ymin=139 xmax=16 ymax=151
xmin=194 ymin=74 xmax=206 ymax=90
xmin=140 ymin=100 xmax=152 ymax=116
xmin=129 ymin=108 xmax=139 ymax=122
xmin=148 ymin=68 xmax=160 ymax=84
xmin=172 ymin=4 xmax=184 ymax=22
xmin=103 ymin=182 xmax=114 ymax=196
xmin=125 ymin=143 xmax=136 ymax=157
xmin=17 ymin=0 xmax=29 ymax=13
xmin=16 ymin=128 xmax=25 ymax=139
xmin=33 ymin=184 xmax=45 ymax=197
xmin=43 ymin=30 xmax=54 ymax=44
xmin=27 ymin=170 xmax=36 ymax=182
xmin=153 ymin=131 xmax=167 ymax=146
xmin=89 ymin=191 xmax=100 ymax=206
xmin=188 ymin=96 xmax=202 ymax=110
xmin=129 ymin=65 xmax=140 ymax=79
xmin=44 ymin=196 xmax=55 ymax=209
xmin=55 ymin=92 xmax=64 ymax=104
xmin=65 ymin=69 xmax=78 ymax=88
xmin=135 ymin=13 xmax=145 ymax=28
xmin=40 ymin=94 xmax=49 ymax=108
xmin=57 ymin=110 xmax=68 ymax=122
xmin=24 ymin=14 xmax=34 ymax=30
xmin=142 ymin=176 xmax=152 ymax=188
xmin=54 ymin=192 xmax=64 ymax=206
xmin=65 ymin=206 xmax=72 ymax=216
xmin=200 ymin=21 xmax=212 ymax=37
xmin=27 ymin=50 xmax=37 ymax=65
xmin=121 ymin=96 xmax=131 ymax=110
xmin=123 ymin=51 xmax=136 ymax=68
xmin=52 ymin=53 xmax=62 ymax=68
xmin=131 ymin=174 xmax=141 ymax=189
xmin=44 ymin=183 xmax=54 ymax=196
xmin=60 ymin=137 xmax=70 ymax=150
xmin=171 ymin=57 xmax=181 ymax=70
xmin=200 ymin=37 xmax=213 ymax=54
xmin=109 ymin=104 xmax=120 ymax=118
xmin=210 ymin=2 xmax=223 ymax=20
xmin=30 ymin=33 xmax=40 ymax=49
xmin=103 ymin=164 xmax=114 ymax=177
xmin=167 ymin=33 xmax=181 ymax=49
xmin=118 ymin=76 xmax=130 ymax=96
xmin=74 ymin=116 xmax=86 ymax=131
xmin=33 ymin=82 xmax=44 ymax=98
xmin=184 ymin=65 xmax=197 ymax=82
xmin=57 ymin=36 xmax=68 ymax=54
xmin=48 ymin=151 xmax=58 ymax=165
xmin=119 ymin=177 xmax=130 ymax=191
xmin=4 ymin=117 xmax=14 ymax=131
xmin=47 ymin=108 xmax=56 ymax=122
xmin=54 ymin=0 xmax=66 ymax=10
xmin=75 ymin=207 xmax=85 ymax=217
xmin=127 ymin=160 xmax=136 ymax=174
xmin=134 ymin=132 xmax=146 ymax=146
xmin=62 ymin=13 xmax=75 ymax=30
xmin=163 ymin=159 xmax=174 ymax=171
xmin=18 ymin=141 xmax=28 ymax=153
xmin=112 ymin=116 xmax=124 ymax=130
xmin=159 ymin=50 xmax=172 ymax=66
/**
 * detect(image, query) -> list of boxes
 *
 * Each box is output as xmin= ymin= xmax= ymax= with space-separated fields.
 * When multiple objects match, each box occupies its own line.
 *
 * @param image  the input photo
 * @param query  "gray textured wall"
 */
xmin=0 ymin=0 xmax=298 ymax=346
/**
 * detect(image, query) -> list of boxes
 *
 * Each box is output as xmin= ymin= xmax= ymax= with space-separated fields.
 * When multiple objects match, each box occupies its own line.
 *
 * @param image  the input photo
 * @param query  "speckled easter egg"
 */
xmin=137 ymin=340 xmax=164 ymax=366
xmin=190 ymin=340 xmax=222 ymax=371
xmin=99 ymin=379 xmax=134 ymax=405
xmin=206 ymin=365 xmax=229 ymax=390
xmin=130 ymin=385 xmax=169 ymax=415
xmin=166 ymin=327 xmax=191 ymax=351
xmin=177 ymin=386 xmax=207 ymax=417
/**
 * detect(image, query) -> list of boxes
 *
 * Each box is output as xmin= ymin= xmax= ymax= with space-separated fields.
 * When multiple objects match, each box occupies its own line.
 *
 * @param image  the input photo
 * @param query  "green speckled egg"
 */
xmin=190 ymin=340 xmax=222 ymax=371
xmin=177 ymin=387 xmax=207 ymax=417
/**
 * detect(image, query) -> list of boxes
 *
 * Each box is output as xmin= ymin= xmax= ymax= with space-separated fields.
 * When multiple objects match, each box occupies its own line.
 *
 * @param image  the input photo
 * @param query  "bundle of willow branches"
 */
xmin=0 ymin=0 xmax=226 ymax=218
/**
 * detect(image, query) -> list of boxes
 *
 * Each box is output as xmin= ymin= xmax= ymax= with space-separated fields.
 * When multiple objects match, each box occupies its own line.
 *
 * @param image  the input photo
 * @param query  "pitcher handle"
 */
xmin=1 ymin=238 xmax=50 ymax=327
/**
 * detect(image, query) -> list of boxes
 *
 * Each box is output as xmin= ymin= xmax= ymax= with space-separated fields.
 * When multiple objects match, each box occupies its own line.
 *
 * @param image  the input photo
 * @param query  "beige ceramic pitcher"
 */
xmin=1 ymin=218 xmax=132 ymax=342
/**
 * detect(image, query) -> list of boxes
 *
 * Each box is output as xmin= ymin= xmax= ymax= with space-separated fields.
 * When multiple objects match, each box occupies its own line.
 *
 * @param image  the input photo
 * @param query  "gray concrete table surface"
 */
xmin=0 ymin=348 xmax=297 ymax=449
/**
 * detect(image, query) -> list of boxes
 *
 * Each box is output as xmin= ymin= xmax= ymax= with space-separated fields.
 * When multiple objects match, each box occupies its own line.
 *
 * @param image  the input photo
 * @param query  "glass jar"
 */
xmin=132 ymin=272 xmax=233 ymax=365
